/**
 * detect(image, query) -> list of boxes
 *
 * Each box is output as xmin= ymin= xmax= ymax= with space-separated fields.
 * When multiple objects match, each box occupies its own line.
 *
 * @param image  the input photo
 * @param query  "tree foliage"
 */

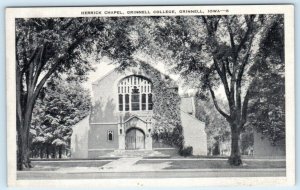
xmin=247 ymin=15 xmax=285 ymax=145
xmin=133 ymin=15 xmax=284 ymax=165
xmin=30 ymin=78 xmax=91 ymax=158
xmin=15 ymin=15 xmax=285 ymax=169
xmin=16 ymin=17 xmax=136 ymax=169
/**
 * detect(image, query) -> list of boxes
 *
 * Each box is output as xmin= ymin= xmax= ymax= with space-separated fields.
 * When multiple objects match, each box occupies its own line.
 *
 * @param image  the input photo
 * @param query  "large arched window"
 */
xmin=118 ymin=75 xmax=153 ymax=111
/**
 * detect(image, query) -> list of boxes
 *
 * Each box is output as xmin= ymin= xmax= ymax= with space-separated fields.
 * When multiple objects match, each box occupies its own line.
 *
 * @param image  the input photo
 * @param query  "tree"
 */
xmin=31 ymin=78 xmax=91 ymax=159
xmin=247 ymin=15 xmax=285 ymax=145
xmin=134 ymin=15 xmax=283 ymax=165
xmin=16 ymin=17 xmax=135 ymax=170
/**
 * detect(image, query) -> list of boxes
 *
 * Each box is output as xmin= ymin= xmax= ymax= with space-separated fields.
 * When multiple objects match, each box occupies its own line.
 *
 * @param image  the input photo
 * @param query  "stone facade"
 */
xmin=253 ymin=130 xmax=285 ymax=158
xmin=71 ymin=63 xmax=207 ymax=158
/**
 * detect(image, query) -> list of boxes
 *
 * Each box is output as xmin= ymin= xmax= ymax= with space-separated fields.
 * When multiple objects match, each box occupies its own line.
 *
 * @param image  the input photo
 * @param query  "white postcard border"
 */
xmin=6 ymin=5 xmax=295 ymax=187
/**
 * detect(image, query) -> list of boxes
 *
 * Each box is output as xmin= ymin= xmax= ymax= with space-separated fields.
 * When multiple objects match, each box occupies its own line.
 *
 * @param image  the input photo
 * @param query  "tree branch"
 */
xmin=224 ymin=16 xmax=236 ymax=52
xmin=214 ymin=58 xmax=234 ymax=110
xmin=225 ymin=58 xmax=232 ymax=76
xmin=213 ymin=16 xmax=221 ymax=32
xmin=32 ymin=45 xmax=46 ymax=88
xmin=207 ymin=82 xmax=230 ymax=120
xmin=213 ymin=58 xmax=223 ymax=78
xmin=240 ymin=87 xmax=251 ymax=131
xmin=236 ymin=15 xmax=255 ymax=54
xmin=201 ymin=16 xmax=210 ymax=34
xmin=32 ymin=36 xmax=85 ymax=102
xmin=220 ymin=60 xmax=231 ymax=100
xmin=236 ymin=33 xmax=254 ymax=115
xmin=16 ymin=59 xmax=23 ymax=127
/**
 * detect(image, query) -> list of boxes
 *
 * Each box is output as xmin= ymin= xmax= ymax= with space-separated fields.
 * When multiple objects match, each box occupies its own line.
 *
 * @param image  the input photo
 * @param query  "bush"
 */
xmin=151 ymin=124 xmax=184 ymax=149
xmin=179 ymin=146 xmax=193 ymax=157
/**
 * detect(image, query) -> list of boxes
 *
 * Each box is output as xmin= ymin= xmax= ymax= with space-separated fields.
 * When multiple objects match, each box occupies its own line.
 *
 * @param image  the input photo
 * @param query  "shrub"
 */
xmin=152 ymin=124 xmax=184 ymax=149
xmin=179 ymin=146 xmax=193 ymax=157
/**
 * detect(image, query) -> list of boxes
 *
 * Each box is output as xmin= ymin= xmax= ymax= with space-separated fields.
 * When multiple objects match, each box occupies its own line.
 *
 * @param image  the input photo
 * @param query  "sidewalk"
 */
xmin=53 ymin=157 xmax=172 ymax=172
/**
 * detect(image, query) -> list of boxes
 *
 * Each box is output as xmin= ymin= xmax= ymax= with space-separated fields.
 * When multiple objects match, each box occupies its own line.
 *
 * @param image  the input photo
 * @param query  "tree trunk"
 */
xmin=58 ymin=146 xmax=62 ymax=159
xmin=52 ymin=147 xmax=56 ymax=158
xmin=40 ymin=146 xmax=44 ymax=159
xmin=16 ymin=80 xmax=36 ymax=170
xmin=228 ymin=123 xmax=242 ymax=166
xmin=17 ymin=126 xmax=32 ymax=170
xmin=46 ymin=145 xmax=50 ymax=158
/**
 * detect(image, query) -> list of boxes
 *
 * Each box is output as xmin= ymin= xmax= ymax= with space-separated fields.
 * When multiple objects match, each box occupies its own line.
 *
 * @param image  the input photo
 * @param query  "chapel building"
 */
xmin=70 ymin=62 xmax=207 ymax=158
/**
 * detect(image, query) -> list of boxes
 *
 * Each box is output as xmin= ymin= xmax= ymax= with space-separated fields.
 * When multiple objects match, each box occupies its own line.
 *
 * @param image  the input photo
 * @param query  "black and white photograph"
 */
xmin=6 ymin=5 xmax=295 ymax=187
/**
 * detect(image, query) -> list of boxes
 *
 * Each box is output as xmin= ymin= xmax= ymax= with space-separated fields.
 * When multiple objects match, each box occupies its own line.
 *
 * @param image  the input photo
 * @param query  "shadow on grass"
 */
xmin=136 ymin=160 xmax=286 ymax=169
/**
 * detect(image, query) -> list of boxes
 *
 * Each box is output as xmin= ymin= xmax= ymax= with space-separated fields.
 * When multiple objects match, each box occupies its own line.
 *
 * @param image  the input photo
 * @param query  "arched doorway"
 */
xmin=125 ymin=128 xmax=145 ymax=150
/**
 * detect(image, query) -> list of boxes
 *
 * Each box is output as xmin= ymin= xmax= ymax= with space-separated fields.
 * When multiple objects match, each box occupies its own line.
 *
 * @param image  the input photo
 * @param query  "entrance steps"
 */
xmin=100 ymin=149 xmax=170 ymax=158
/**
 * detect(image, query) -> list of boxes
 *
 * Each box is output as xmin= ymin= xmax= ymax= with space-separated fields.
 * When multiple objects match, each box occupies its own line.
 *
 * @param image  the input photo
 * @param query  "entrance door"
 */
xmin=125 ymin=128 xmax=145 ymax=149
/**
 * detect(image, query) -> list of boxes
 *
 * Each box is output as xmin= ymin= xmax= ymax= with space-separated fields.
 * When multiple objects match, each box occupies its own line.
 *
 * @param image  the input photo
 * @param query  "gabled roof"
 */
xmin=180 ymin=109 xmax=205 ymax=126
xmin=137 ymin=60 xmax=178 ymax=88
xmin=91 ymin=67 xmax=117 ymax=85
xmin=91 ymin=60 xmax=178 ymax=88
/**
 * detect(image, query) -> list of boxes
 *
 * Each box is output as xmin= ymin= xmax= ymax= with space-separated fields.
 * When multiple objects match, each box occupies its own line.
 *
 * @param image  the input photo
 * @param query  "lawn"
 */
xmin=24 ymin=158 xmax=286 ymax=171
xmin=136 ymin=159 xmax=286 ymax=169
xmin=25 ymin=160 xmax=112 ymax=171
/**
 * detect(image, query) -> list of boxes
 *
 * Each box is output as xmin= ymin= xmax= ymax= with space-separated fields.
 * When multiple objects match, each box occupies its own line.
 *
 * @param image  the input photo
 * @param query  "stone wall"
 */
xmin=253 ymin=130 xmax=285 ymax=158
xmin=70 ymin=116 xmax=89 ymax=158
xmin=181 ymin=110 xmax=207 ymax=156
xmin=88 ymin=123 xmax=119 ymax=150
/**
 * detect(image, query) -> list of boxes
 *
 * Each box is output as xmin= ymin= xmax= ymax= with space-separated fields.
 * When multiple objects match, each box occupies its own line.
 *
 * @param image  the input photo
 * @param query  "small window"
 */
xmin=108 ymin=130 xmax=113 ymax=141
xmin=120 ymin=129 xmax=122 ymax=135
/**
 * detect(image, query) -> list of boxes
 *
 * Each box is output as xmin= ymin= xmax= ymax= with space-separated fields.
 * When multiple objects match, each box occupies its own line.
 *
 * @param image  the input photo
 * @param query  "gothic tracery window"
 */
xmin=118 ymin=75 xmax=153 ymax=111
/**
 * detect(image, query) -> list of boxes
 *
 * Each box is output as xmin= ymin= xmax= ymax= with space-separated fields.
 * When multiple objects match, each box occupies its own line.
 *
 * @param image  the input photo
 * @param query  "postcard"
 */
xmin=6 ymin=5 xmax=295 ymax=187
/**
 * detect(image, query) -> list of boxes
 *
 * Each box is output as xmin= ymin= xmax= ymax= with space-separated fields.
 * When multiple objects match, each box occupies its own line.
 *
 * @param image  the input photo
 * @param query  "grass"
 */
xmin=25 ymin=160 xmax=111 ymax=171
xmin=30 ymin=157 xmax=119 ymax=161
xmin=136 ymin=159 xmax=286 ymax=169
xmin=24 ymin=158 xmax=286 ymax=171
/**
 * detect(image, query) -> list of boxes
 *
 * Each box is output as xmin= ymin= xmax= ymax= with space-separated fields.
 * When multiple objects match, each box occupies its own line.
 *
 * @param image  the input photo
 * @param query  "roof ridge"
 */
xmin=92 ymin=60 xmax=178 ymax=87
xmin=179 ymin=108 xmax=205 ymax=124
xmin=91 ymin=67 xmax=117 ymax=85
xmin=135 ymin=60 xmax=178 ymax=85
